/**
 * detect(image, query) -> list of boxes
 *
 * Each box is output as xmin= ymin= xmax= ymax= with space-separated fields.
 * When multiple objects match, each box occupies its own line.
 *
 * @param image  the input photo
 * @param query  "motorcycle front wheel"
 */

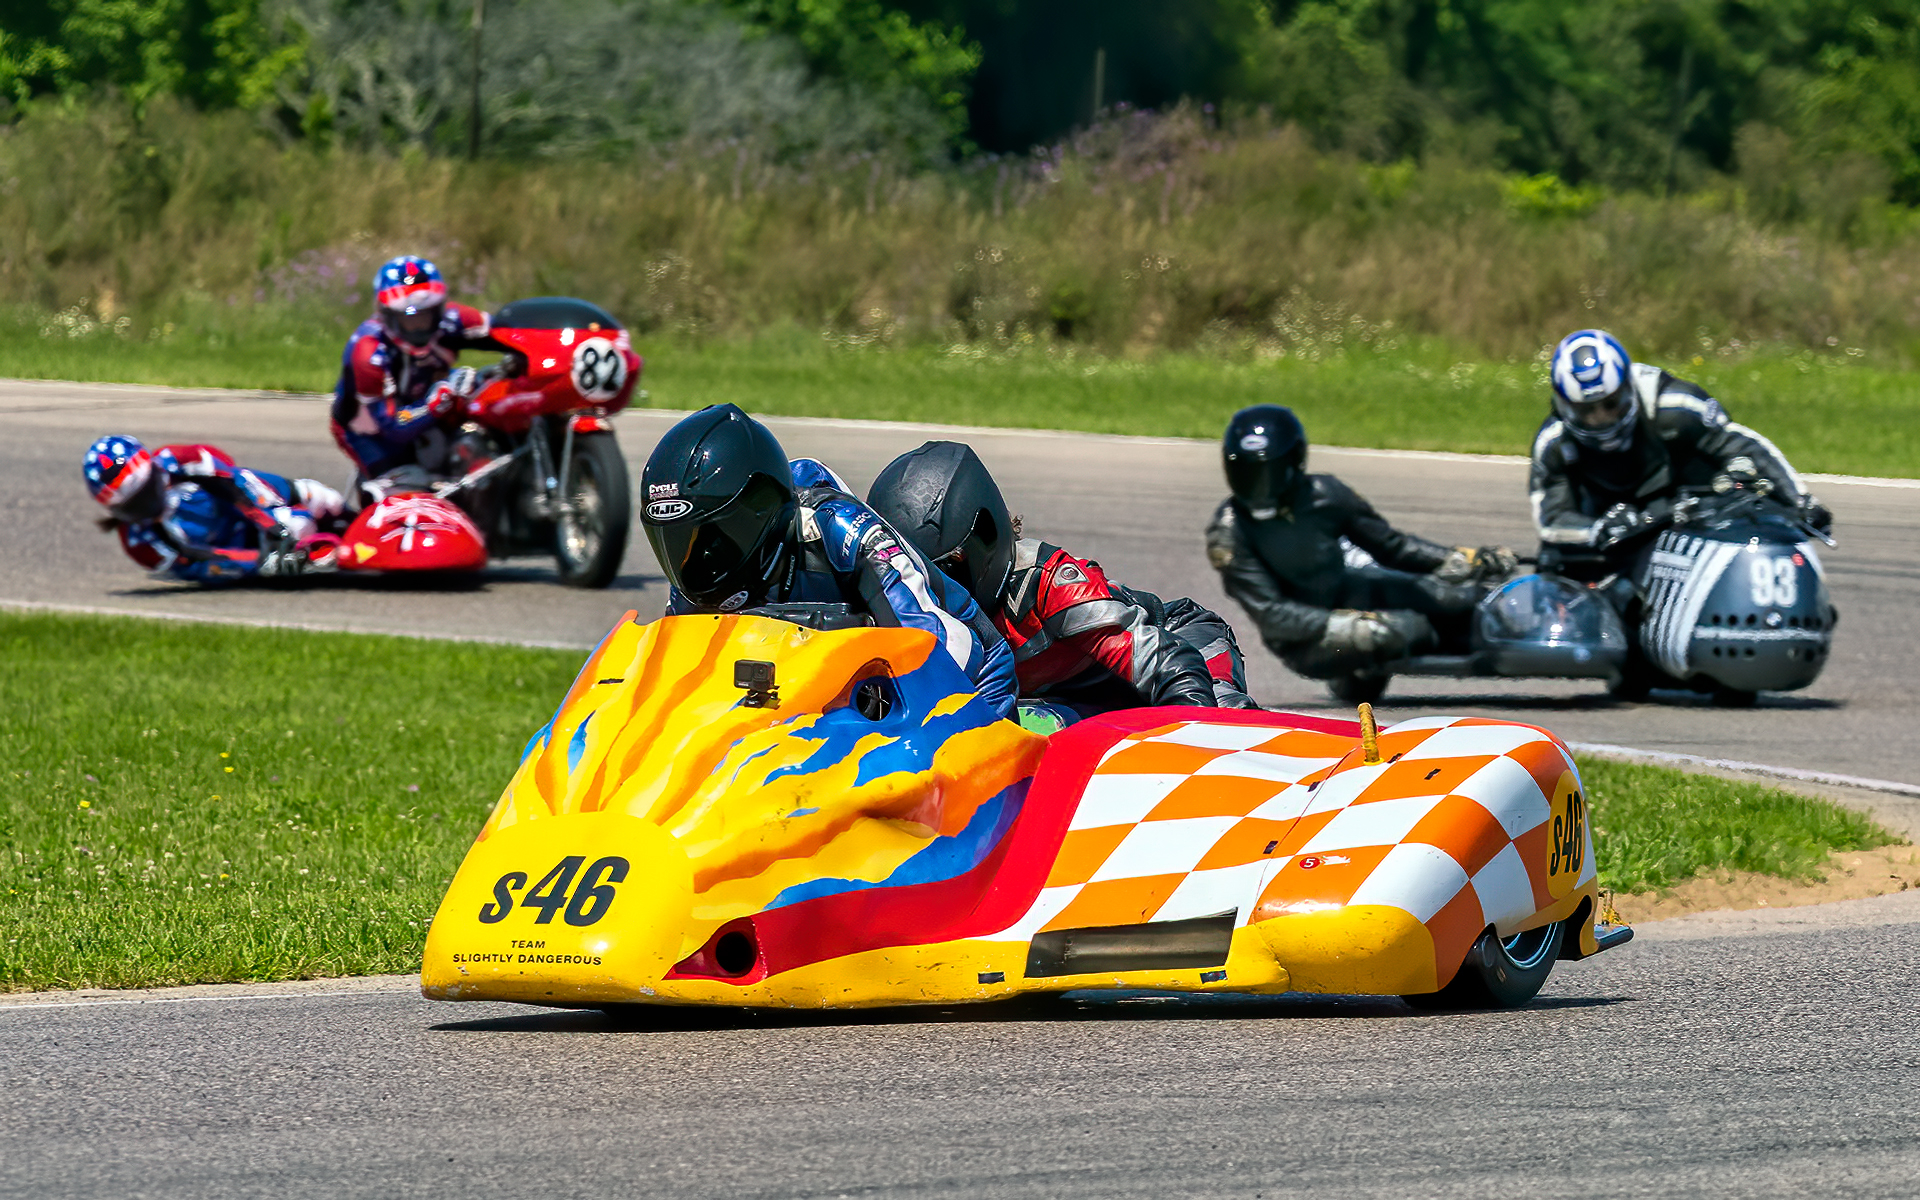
xmin=553 ymin=432 xmax=632 ymax=589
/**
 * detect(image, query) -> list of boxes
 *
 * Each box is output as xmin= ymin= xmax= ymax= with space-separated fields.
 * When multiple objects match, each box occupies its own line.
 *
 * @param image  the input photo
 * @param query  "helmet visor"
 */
xmin=1226 ymin=455 xmax=1295 ymax=512
xmin=646 ymin=475 xmax=791 ymax=607
xmin=1555 ymin=381 xmax=1637 ymax=447
xmin=385 ymin=305 xmax=443 ymax=349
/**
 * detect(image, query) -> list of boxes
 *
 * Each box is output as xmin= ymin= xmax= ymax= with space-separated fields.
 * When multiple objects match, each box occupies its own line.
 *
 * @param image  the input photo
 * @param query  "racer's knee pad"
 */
xmin=293 ymin=479 xmax=346 ymax=521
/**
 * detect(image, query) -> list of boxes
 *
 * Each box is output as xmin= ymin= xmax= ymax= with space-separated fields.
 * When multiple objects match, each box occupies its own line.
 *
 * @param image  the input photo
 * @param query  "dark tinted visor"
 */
xmin=1569 ymin=388 xmax=1631 ymax=429
xmin=387 ymin=305 xmax=443 ymax=347
xmin=647 ymin=475 xmax=790 ymax=604
xmin=109 ymin=474 xmax=165 ymax=522
xmin=1226 ymin=455 xmax=1291 ymax=510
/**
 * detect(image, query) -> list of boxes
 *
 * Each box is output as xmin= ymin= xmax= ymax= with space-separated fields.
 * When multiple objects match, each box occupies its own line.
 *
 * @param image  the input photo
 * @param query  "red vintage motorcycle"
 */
xmin=419 ymin=297 xmax=644 ymax=589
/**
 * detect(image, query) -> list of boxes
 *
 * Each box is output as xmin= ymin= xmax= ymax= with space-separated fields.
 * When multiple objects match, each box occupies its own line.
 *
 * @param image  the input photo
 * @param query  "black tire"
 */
xmin=1712 ymin=686 xmax=1759 ymax=708
xmin=1402 ymin=920 xmax=1564 ymax=1011
xmin=1608 ymin=659 xmax=1655 ymax=702
xmin=1327 ymin=671 xmax=1389 ymax=704
xmin=553 ymin=433 xmax=631 ymax=589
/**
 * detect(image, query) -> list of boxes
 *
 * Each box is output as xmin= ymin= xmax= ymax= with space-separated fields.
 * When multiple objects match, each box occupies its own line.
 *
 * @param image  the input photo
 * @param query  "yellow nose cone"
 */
xmin=421 ymin=814 xmax=694 ymax=1004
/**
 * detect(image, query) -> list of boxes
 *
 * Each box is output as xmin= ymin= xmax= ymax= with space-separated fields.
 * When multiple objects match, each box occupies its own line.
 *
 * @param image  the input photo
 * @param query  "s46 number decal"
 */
xmin=477 ymin=855 xmax=630 ymax=926
xmin=1545 ymin=772 xmax=1587 ymax=900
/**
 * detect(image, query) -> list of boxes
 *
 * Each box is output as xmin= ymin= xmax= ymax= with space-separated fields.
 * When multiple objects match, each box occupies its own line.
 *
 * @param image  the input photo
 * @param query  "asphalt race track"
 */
xmin=6 ymin=378 xmax=1920 ymax=782
xmin=6 ymin=378 xmax=1920 ymax=1197
xmin=3 ymin=894 xmax=1919 ymax=1199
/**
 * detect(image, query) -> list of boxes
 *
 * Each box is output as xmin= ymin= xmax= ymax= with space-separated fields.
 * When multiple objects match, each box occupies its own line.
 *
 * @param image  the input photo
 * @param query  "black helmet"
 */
xmin=1223 ymin=405 xmax=1307 ymax=517
xmin=867 ymin=440 xmax=1013 ymax=608
xmin=640 ymin=404 xmax=796 ymax=611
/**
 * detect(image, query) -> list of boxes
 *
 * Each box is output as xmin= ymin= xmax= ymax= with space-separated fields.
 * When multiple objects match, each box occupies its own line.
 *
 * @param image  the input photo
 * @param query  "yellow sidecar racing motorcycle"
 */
xmin=422 ymin=607 xmax=1630 ymax=1012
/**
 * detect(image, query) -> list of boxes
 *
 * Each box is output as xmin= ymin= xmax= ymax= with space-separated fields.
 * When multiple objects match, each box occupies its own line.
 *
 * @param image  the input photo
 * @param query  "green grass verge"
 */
xmin=0 ymin=610 xmax=1900 ymax=990
xmin=0 ymin=611 xmax=582 ymax=991
xmin=5 ymin=316 xmax=1918 ymax=478
xmin=1576 ymin=756 xmax=1896 ymax=893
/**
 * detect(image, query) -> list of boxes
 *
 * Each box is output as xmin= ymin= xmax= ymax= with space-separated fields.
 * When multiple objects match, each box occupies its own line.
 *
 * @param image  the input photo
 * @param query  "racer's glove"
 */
xmin=256 ymin=547 xmax=307 ymax=578
xmin=1323 ymin=610 xmax=1407 ymax=657
xmin=1437 ymin=545 xmax=1520 ymax=584
xmin=1800 ymin=495 xmax=1833 ymax=536
xmin=1712 ymin=457 xmax=1772 ymax=496
xmin=1595 ymin=503 xmax=1656 ymax=547
xmin=424 ymin=370 xmax=478 ymax=421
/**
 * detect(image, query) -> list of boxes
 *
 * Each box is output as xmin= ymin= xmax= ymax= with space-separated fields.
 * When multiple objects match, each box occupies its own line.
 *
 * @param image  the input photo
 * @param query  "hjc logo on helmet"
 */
xmin=646 ymin=499 xmax=694 ymax=521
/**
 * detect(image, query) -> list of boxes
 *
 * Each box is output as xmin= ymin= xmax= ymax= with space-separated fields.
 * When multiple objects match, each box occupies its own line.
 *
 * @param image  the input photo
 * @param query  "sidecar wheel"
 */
xmin=554 ymin=433 xmax=631 ymax=589
xmin=1712 ymin=686 xmax=1758 ymax=708
xmin=1402 ymin=920 xmax=1564 ymax=1011
xmin=1327 ymin=671 xmax=1389 ymax=704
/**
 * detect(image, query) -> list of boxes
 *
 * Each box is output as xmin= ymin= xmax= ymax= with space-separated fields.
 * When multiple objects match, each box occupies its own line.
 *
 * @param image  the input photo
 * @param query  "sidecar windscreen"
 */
xmin=647 ymin=475 xmax=793 ymax=603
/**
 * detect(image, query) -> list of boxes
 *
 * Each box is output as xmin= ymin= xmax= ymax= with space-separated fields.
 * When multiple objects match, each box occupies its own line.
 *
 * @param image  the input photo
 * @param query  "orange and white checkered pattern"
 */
xmin=989 ymin=716 xmax=1595 ymax=969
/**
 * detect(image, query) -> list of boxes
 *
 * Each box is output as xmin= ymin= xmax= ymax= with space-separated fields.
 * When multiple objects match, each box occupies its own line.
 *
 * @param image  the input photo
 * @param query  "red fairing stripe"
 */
xmin=745 ymin=706 xmax=1363 ymax=980
xmin=568 ymin=414 xmax=611 ymax=433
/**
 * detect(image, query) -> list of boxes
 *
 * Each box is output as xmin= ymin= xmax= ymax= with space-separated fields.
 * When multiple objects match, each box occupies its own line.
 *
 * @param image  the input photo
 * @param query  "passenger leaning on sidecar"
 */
xmin=330 ymin=255 xmax=493 ymax=493
xmin=1205 ymin=406 xmax=1515 ymax=683
xmin=83 ymin=435 xmax=346 ymax=582
xmin=639 ymin=405 xmax=1018 ymax=719
xmin=867 ymin=440 xmax=1257 ymax=717
xmin=1531 ymin=329 xmax=1831 ymax=574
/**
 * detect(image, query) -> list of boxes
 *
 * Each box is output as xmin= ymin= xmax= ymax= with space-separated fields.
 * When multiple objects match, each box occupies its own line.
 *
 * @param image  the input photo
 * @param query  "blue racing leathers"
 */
xmin=115 ymin=444 xmax=341 ymax=583
xmin=668 ymin=461 xmax=1018 ymax=718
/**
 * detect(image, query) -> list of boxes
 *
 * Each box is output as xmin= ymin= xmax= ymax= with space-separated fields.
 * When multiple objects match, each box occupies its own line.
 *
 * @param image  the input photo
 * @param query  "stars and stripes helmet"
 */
xmin=1550 ymin=329 xmax=1638 ymax=451
xmin=374 ymin=255 xmax=448 ymax=356
xmin=83 ymin=434 xmax=165 ymax=520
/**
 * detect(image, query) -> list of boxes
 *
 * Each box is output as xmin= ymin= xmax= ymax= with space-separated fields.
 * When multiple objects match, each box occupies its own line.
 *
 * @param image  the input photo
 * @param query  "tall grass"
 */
xmin=6 ymin=100 xmax=1920 ymax=364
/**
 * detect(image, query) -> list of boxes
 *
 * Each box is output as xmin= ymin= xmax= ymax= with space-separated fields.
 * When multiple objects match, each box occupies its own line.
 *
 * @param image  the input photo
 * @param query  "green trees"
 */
xmin=0 ymin=0 xmax=295 ymax=109
xmin=1 ymin=0 xmax=1917 ymax=201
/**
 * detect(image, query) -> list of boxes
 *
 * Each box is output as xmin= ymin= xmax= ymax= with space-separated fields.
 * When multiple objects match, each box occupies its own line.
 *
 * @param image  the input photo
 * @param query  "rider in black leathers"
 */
xmin=1532 ymin=329 xmax=1830 ymax=576
xmin=1205 ymin=405 xmax=1514 ymax=681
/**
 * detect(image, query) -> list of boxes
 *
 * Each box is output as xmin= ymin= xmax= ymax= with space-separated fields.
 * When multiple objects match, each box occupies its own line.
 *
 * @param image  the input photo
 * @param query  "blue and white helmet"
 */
xmin=1549 ymin=329 xmax=1637 ymax=451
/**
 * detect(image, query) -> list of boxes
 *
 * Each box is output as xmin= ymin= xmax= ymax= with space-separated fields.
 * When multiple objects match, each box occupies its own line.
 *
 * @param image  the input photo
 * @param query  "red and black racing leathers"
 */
xmin=995 ymin=538 xmax=1254 ymax=711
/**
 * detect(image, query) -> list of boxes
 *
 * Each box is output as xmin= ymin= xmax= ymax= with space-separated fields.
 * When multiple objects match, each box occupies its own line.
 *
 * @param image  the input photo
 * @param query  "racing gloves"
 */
xmin=1595 ymin=503 xmax=1658 ymax=547
xmin=1323 ymin=610 xmax=1408 ymax=656
xmin=1436 ymin=545 xmax=1520 ymax=584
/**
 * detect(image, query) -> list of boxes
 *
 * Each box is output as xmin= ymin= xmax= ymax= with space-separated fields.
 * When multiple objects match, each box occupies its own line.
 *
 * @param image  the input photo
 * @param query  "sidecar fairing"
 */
xmin=1635 ymin=517 xmax=1834 ymax=695
xmin=422 ymin=613 xmax=1618 ymax=1010
xmin=336 ymin=494 xmax=488 ymax=573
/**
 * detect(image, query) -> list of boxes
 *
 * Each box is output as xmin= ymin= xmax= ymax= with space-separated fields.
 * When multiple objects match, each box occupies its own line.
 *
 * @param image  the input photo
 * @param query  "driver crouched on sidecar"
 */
xmin=1205 ymin=406 xmax=1516 ymax=698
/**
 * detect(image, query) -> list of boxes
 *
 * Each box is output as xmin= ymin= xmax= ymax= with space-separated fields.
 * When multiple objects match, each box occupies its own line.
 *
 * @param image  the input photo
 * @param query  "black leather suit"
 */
xmin=1205 ymin=474 xmax=1479 ymax=677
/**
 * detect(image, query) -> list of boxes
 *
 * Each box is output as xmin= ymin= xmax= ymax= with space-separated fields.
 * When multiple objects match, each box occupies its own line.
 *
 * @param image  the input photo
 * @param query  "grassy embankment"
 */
xmin=0 ymin=610 xmax=1894 ymax=991
xmin=5 ymin=103 xmax=1920 ymax=476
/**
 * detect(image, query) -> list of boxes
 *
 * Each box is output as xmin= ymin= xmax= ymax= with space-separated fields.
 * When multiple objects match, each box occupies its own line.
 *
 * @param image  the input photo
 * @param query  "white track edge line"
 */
xmin=1570 ymin=741 xmax=1920 ymax=799
xmin=0 ymin=987 xmax=416 ymax=1013
xmin=0 ymin=598 xmax=597 ymax=652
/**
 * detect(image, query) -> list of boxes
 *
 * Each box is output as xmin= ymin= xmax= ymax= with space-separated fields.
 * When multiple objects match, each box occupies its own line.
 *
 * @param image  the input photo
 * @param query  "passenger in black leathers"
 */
xmin=1533 ymin=329 xmax=1830 ymax=576
xmin=1205 ymin=406 xmax=1514 ymax=680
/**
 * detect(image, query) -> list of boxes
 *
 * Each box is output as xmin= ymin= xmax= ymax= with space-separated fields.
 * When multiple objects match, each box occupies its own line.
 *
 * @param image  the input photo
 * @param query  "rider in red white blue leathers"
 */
xmin=83 ymin=436 xmax=345 ymax=583
xmin=330 ymin=256 xmax=492 ymax=480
